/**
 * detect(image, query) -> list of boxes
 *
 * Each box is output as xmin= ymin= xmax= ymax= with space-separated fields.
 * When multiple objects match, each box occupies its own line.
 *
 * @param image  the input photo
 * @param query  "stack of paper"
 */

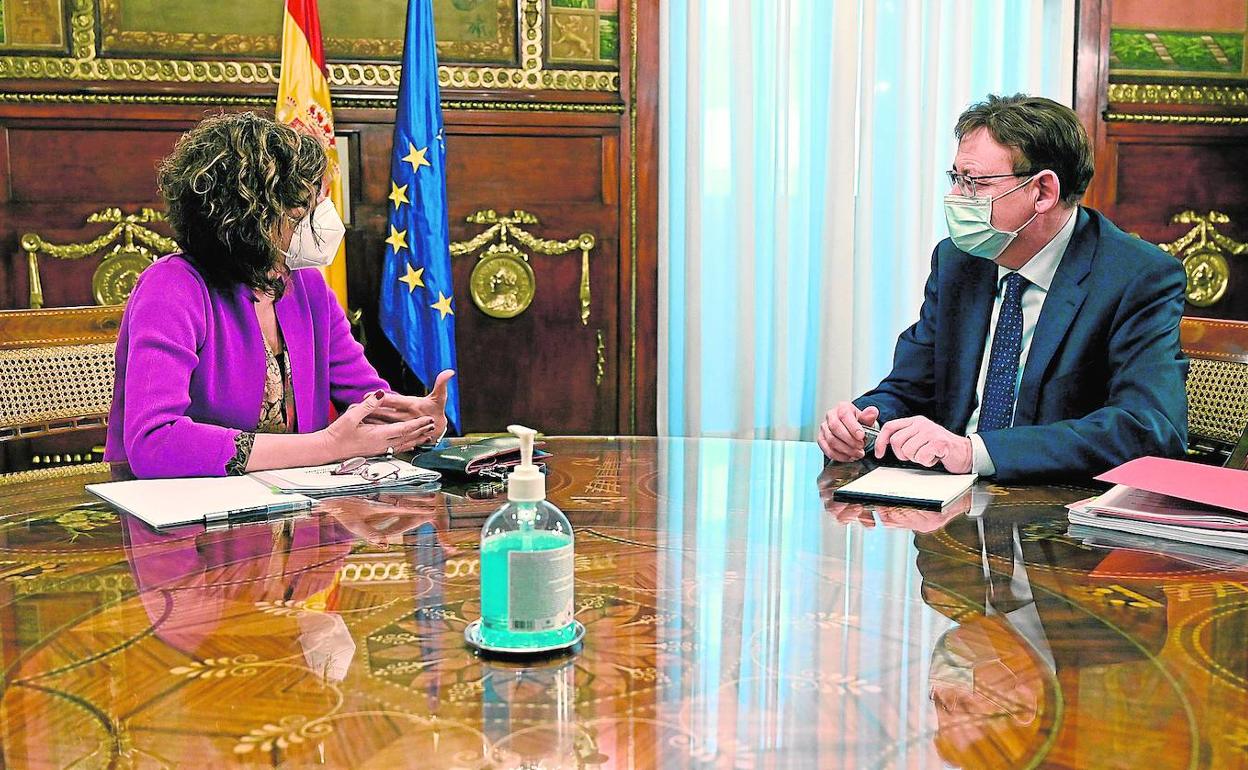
xmin=250 ymin=458 xmax=440 ymax=496
xmin=88 ymin=476 xmax=315 ymax=529
xmin=88 ymin=459 xmax=442 ymax=529
xmin=1067 ymin=524 xmax=1248 ymax=571
xmin=1066 ymin=457 xmax=1248 ymax=551
xmin=833 ymin=467 xmax=978 ymax=509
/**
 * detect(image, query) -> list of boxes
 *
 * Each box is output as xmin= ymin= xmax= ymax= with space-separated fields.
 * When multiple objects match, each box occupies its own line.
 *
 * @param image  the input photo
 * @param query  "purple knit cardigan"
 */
xmin=105 ymin=254 xmax=388 ymax=478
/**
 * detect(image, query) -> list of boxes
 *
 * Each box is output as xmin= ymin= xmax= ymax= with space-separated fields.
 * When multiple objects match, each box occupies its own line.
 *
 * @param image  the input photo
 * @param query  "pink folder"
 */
xmin=1096 ymin=456 xmax=1248 ymax=515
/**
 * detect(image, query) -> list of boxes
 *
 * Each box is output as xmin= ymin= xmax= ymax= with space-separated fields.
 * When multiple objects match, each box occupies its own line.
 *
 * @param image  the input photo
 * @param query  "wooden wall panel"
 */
xmin=1107 ymin=134 xmax=1248 ymax=238
xmin=0 ymin=121 xmax=180 ymax=308
xmin=7 ymin=127 xmax=178 ymax=202
xmin=335 ymin=118 xmax=625 ymax=435
xmin=447 ymin=134 xmax=607 ymax=203
xmin=444 ymin=131 xmax=619 ymax=434
xmin=1103 ymin=127 xmax=1248 ymax=320
xmin=629 ymin=0 xmax=661 ymax=433
xmin=1078 ymin=0 xmax=1248 ymax=322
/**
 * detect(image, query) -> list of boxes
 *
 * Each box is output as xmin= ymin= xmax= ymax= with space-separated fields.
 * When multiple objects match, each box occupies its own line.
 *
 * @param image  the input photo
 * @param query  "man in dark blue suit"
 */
xmin=818 ymin=94 xmax=1187 ymax=482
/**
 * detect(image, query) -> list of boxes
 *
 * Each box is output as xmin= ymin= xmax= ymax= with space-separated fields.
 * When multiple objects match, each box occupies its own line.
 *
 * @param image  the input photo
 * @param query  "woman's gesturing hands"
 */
xmin=320 ymin=389 xmax=440 ymax=459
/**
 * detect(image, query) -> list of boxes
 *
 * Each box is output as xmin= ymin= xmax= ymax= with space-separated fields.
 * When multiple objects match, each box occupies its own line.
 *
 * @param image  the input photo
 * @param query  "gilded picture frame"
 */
xmin=545 ymin=0 xmax=619 ymax=69
xmin=0 ymin=0 xmax=619 ymax=92
xmin=0 ymin=0 xmax=68 ymax=52
xmin=96 ymin=0 xmax=518 ymax=66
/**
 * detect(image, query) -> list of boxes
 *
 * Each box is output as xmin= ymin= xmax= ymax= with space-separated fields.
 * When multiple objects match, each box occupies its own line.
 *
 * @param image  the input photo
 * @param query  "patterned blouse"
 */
xmin=225 ymin=336 xmax=296 ymax=475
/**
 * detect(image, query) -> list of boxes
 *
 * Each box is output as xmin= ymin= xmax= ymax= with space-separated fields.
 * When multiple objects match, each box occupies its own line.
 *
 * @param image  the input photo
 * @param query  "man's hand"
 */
xmin=873 ymin=415 xmax=973 ymax=473
xmin=364 ymin=370 xmax=455 ymax=442
xmin=818 ymin=402 xmax=880 ymax=462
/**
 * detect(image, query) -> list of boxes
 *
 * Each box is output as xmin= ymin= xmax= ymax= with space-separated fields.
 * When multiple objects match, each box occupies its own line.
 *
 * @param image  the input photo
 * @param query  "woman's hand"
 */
xmin=319 ymin=390 xmax=440 ymax=459
xmin=363 ymin=370 xmax=455 ymax=444
xmin=327 ymin=498 xmax=440 ymax=546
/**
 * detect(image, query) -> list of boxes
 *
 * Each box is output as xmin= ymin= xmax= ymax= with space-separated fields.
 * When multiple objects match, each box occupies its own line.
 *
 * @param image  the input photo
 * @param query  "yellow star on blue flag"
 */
xmin=378 ymin=0 xmax=460 ymax=429
xmin=399 ymin=264 xmax=424 ymax=293
xmin=430 ymin=291 xmax=454 ymax=319
xmin=388 ymin=181 xmax=409 ymax=210
xmin=403 ymin=143 xmax=431 ymax=173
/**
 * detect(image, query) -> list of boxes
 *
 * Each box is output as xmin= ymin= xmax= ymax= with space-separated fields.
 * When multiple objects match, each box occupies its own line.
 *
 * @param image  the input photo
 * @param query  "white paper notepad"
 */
xmin=832 ymin=467 xmax=978 ymax=509
xmin=251 ymin=460 xmax=439 ymax=495
xmin=87 ymin=476 xmax=314 ymax=529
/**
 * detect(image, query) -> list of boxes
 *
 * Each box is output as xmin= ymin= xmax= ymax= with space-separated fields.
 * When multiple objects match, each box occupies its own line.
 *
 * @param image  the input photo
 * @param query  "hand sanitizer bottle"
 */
xmin=477 ymin=425 xmax=578 ymax=651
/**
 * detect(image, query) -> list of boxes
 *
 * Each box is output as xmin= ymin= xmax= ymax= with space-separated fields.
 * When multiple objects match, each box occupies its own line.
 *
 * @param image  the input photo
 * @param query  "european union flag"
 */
xmin=379 ymin=0 xmax=460 ymax=430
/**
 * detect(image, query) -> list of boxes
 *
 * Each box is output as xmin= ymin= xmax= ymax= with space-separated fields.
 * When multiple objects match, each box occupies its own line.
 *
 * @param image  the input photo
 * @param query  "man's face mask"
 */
xmin=943 ymin=174 xmax=1040 ymax=260
xmin=283 ymin=198 xmax=346 ymax=270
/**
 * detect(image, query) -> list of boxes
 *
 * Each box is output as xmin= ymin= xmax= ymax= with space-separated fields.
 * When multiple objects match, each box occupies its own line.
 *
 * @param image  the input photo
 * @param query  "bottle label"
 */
xmin=507 ymin=543 xmax=574 ymax=632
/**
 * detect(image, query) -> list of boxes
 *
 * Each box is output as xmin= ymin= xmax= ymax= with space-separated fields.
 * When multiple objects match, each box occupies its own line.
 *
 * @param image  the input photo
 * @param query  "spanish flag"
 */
xmin=277 ymin=0 xmax=348 ymax=310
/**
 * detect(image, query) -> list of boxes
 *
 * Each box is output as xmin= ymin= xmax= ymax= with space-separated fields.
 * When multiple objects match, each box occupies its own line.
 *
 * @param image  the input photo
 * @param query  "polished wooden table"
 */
xmin=1 ymin=437 xmax=1246 ymax=768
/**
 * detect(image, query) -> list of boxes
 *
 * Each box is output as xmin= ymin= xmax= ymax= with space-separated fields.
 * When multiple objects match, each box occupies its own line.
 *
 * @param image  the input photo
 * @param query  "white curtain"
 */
xmin=660 ymin=0 xmax=1077 ymax=439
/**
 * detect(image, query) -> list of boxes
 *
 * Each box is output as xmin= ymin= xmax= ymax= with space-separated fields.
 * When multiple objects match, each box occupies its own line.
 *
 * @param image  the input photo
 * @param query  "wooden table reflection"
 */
xmin=1 ymin=437 xmax=1246 ymax=768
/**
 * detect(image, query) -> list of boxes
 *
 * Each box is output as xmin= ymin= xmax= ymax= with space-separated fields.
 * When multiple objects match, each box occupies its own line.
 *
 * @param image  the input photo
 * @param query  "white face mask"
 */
xmin=282 ymin=198 xmax=345 ymax=270
xmin=943 ymin=174 xmax=1040 ymax=260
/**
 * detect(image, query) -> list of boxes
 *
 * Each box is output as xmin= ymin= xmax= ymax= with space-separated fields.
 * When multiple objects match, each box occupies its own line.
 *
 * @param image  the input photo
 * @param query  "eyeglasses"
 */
xmin=946 ymin=169 xmax=1035 ymax=198
xmin=332 ymin=456 xmax=401 ymax=482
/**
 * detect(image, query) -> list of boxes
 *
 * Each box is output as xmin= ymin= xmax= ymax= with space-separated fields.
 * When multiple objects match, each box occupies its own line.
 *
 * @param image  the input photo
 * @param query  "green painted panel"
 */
xmin=599 ymin=16 xmax=618 ymax=61
xmin=1111 ymin=29 xmax=1244 ymax=73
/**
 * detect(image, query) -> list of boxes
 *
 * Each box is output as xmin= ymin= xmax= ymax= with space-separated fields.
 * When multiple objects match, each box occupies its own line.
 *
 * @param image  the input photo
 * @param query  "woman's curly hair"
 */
xmin=157 ymin=112 xmax=327 ymax=296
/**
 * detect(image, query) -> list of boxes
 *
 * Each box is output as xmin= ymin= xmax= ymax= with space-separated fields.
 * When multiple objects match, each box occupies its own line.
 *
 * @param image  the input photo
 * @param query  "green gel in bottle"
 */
xmin=479 ymin=425 xmax=576 ymax=650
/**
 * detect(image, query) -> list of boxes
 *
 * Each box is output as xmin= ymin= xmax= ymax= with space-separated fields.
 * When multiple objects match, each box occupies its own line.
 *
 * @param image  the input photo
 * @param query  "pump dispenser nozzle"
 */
xmin=506 ymin=424 xmax=545 ymax=502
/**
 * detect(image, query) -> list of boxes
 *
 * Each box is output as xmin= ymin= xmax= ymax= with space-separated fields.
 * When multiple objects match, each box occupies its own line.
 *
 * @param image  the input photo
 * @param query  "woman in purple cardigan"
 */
xmin=105 ymin=112 xmax=453 ymax=478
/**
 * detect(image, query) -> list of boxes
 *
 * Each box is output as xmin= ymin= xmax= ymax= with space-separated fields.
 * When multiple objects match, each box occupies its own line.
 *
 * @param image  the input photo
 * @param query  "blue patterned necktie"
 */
xmin=978 ymin=272 xmax=1028 ymax=432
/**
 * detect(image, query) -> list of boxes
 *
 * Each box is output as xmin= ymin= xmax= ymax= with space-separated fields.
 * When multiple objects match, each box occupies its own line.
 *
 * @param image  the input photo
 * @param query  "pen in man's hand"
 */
xmin=861 ymin=424 xmax=880 ymax=454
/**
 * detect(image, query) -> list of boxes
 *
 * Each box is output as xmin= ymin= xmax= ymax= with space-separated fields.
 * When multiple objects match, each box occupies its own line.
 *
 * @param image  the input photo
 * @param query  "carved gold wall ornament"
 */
xmin=595 ymin=329 xmax=606 ymax=387
xmin=1158 ymin=210 xmax=1245 ymax=308
xmin=451 ymin=209 xmax=596 ymax=323
xmin=1105 ymin=111 xmax=1248 ymax=126
xmin=0 ymin=91 xmax=626 ymax=113
xmin=1109 ymin=83 xmax=1248 ymax=108
xmin=21 ymin=207 xmax=176 ymax=308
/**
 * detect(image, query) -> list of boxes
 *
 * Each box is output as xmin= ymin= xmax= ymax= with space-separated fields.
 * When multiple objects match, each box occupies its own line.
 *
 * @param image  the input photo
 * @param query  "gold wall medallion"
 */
xmin=1157 ymin=210 xmax=1244 ymax=309
xmin=469 ymin=247 xmax=537 ymax=319
xmin=1182 ymin=249 xmax=1230 ymax=307
xmin=451 ymin=209 xmax=595 ymax=322
xmin=91 ymin=248 xmax=154 ymax=306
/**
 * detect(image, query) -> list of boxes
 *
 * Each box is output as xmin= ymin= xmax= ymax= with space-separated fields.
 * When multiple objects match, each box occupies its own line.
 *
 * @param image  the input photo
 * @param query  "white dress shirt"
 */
xmin=966 ymin=209 xmax=1078 ymax=476
xmin=976 ymin=516 xmax=1056 ymax=672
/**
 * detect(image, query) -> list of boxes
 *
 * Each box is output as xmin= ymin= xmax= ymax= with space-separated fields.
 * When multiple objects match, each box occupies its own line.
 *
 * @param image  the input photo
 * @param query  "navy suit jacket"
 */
xmin=854 ymin=207 xmax=1188 ymax=482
